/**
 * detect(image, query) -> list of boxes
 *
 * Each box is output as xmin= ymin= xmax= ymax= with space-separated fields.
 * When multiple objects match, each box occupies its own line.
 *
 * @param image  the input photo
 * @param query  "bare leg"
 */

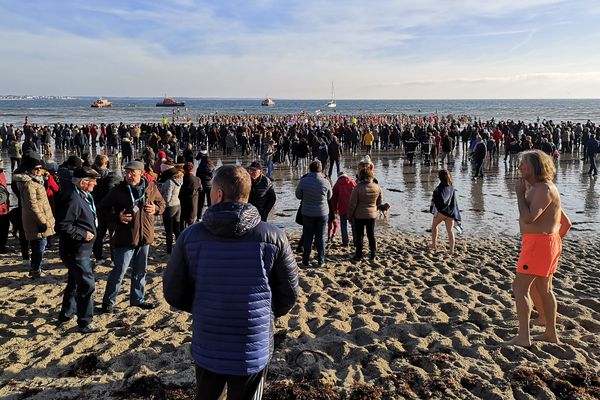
xmin=530 ymin=279 xmax=549 ymax=326
xmin=508 ymin=273 xmax=537 ymax=347
xmin=532 ymin=276 xmax=559 ymax=343
xmin=443 ymin=218 xmax=455 ymax=254
xmin=429 ymin=214 xmax=444 ymax=250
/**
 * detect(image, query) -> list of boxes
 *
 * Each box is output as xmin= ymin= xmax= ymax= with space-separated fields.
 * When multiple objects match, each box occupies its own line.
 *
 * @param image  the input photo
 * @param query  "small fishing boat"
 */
xmin=261 ymin=98 xmax=275 ymax=106
xmin=91 ymin=98 xmax=112 ymax=108
xmin=156 ymin=96 xmax=185 ymax=107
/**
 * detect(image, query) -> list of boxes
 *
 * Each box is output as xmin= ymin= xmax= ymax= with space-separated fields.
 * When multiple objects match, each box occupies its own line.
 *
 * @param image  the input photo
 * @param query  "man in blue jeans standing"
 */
xmin=56 ymin=167 xmax=102 ymax=333
xmin=99 ymin=160 xmax=165 ymax=313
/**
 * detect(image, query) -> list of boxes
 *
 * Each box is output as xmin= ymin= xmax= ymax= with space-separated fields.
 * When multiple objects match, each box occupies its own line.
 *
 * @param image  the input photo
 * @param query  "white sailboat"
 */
xmin=326 ymin=81 xmax=336 ymax=108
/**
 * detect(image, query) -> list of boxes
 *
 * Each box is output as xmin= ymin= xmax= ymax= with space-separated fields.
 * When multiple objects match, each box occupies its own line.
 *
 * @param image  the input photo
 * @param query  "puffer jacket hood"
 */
xmin=202 ymin=202 xmax=261 ymax=238
xmin=11 ymin=172 xmax=32 ymax=184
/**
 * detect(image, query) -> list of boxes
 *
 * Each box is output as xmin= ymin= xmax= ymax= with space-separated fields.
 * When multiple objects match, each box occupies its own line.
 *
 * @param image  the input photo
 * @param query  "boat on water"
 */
xmin=156 ymin=96 xmax=185 ymax=107
xmin=261 ymin=98 xmax=275 ymax=106
xmin=90 ymin=98 xmax=112 ymax=108
xmin=326 ymin=81 xmax=336 ymax=108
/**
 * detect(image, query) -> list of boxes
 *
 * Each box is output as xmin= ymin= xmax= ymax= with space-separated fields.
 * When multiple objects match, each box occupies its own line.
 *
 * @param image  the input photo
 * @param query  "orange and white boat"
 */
xmin=156 ymin=96 xmax=185 ymax=107
xmin=91 ymin=98 xmax=112 ymax=108
xmin=261 ymin=98 xmax=275 ymax=106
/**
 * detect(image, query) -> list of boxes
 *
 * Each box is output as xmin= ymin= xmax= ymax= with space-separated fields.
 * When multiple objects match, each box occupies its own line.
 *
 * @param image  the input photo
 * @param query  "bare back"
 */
xmin=519 ymin=181 xmax=561 ymax=234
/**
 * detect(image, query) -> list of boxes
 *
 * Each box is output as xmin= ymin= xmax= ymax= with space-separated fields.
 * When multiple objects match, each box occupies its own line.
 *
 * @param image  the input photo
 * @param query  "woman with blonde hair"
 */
xmin=347 ymin=161 xmax=382 ymax=261
xmin=429 ymin=169 xmax=462 ymax=254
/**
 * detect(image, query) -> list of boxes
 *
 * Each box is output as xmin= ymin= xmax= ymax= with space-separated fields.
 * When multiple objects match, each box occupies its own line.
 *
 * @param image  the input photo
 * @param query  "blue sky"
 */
xmin=1 ymin=0 xmax=599 ymax=98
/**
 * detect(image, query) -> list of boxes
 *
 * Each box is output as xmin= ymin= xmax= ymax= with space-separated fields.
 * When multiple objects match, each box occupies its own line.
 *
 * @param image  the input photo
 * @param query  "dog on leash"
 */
xmin=377 ymin=203 xmax=391 ymax=219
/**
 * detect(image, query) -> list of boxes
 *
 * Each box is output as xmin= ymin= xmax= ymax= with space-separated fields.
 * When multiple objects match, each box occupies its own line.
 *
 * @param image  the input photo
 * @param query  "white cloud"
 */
xmin=0 ymin=0 xmax=599 ymax=98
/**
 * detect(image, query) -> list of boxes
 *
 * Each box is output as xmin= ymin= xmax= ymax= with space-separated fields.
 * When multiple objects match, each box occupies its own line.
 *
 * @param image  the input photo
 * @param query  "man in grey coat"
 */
xmin=295 ymin=160 xmax=332 ymax=267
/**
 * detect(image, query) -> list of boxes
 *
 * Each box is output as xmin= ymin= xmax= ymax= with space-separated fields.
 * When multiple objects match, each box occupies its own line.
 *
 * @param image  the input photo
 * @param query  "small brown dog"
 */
xmin=377 ymin=203 xmax=391 ymax=219
xmin=43 ymin=143 xmax=53 ymax=158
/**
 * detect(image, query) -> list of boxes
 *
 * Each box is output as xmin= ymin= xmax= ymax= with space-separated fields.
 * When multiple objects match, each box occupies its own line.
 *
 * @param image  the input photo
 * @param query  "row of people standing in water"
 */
xmin=4 ymin=115 xmax=599 ymax=171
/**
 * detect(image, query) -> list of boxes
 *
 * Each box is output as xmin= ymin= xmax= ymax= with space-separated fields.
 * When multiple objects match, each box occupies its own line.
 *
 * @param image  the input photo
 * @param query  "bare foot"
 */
xmin=427 ymin=243 xmax=436 ymax=250
xmin=533 ymin=333 xmax=560 ymax=344
xmin=506 ymin=336 xmax=532 ymax=348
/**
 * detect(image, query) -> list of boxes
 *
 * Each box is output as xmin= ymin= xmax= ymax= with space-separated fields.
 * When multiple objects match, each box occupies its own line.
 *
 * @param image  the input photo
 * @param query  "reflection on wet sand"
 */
xmin=2 ymin=146 xmax=597 ymax=239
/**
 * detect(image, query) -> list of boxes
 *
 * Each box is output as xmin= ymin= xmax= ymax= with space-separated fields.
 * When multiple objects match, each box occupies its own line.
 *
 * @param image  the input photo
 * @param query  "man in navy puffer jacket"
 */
xmin=163 ymin=164 xmax=299 ymax=400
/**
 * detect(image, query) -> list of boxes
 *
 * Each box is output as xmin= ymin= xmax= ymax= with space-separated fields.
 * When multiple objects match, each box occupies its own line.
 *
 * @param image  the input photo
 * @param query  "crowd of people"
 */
xmin=0 ymin=113 xmax=589 ymax=399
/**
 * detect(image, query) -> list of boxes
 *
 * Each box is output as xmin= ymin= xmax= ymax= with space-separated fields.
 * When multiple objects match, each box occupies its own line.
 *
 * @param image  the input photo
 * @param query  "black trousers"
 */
xmin=0 ymin=214 xmax=9 ymax=252
xmin=163 ymin=205 xmax=181 ymax=253
xmin=195 ymin=365 xmax=266 ymax=400
xmin=59 ymin=242 xmax=95 ymax=327
xmin=353 ymin=218 xmax=376 ymax=258
xmin=197 ymin=187 xmax=211 ymax=219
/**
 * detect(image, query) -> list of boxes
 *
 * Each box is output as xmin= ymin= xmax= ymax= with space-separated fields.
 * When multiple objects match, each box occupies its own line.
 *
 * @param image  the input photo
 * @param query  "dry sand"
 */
xmin=0 ymin=229 xmax=598 ymax=399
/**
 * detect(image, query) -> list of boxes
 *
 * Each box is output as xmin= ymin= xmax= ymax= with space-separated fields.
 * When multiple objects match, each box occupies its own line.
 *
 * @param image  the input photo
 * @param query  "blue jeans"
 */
xmin=103 ymin=245 xmax=149 ymax=307
xmin=30 ymin=238 xmax=47 ymax=271
xmin=302 ymin=215 xmax=327 ymax=265
xmin=267 ymin=161 xmax=274 ymax=178
xmin=339 ymin=215 xmax=353 ymax=245
xmin=59 ymin=242 xmax=95 ymax=327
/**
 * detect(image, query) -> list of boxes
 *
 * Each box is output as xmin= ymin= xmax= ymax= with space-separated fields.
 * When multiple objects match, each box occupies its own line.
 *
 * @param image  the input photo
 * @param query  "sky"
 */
xmin=1 ymin=0 xmax=599 ymax=99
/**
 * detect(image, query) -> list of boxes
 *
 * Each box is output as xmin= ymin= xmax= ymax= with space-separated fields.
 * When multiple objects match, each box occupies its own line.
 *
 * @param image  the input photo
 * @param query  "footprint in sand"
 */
xmin=443 ymin=285 xmax=469 ymax=300
xmin=440 ymin=302 xmax=466 ymax=319
xmin=557 ymin=303 xmax=581 ymax=319
xmin=415 ymin=306 xmax=438 ymax=317
xmin=477 ymin=295 xmax=500 ymax=306
xmin=577 ymin=298 xmax=600 ymax=313
xmin=470 ymin=282 xmax=493 ymax=295
xmin=578 ymin=319 xmax=600 ymax=334
xmin=539 ymin=343 xmax=578 ymax=361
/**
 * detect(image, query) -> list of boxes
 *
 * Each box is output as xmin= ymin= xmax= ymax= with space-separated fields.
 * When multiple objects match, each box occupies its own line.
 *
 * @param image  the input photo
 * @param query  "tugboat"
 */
xmin=156 ymin=96 xmax=185 ymax=107
xmin=90 ymin=98 xmax=112 ymax=108
xmin=261 ymin=98 xmax=275 ymax=106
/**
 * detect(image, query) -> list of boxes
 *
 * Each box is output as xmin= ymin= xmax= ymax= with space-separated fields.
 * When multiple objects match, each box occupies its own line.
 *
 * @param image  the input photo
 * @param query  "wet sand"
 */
xmin=4 ymin=145 xmax=597 ymax=240
xmin=0 ymin=229 xmax=598 ymax=399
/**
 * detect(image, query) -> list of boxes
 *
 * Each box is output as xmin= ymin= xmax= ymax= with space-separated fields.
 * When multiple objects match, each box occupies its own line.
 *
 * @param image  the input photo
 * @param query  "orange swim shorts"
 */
xmin=516 ymin=232 xmax=562 ymax=277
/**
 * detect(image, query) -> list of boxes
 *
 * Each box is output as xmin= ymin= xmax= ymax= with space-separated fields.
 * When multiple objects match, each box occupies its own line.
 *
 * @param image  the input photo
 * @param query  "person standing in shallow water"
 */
xmin=428 ymin=170 xmax=462 ymax=254
xmin=509 ymin=150 xmax=571 ymax=347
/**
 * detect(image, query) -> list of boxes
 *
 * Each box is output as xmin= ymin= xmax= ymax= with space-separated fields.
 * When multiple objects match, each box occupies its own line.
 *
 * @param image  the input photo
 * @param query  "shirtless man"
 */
xmin=510 ymin=150 xmax=571 ymax=347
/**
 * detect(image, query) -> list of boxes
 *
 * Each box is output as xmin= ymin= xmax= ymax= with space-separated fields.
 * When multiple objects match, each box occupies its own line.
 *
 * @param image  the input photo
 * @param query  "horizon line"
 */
xmin=2 ymin=95 xmax=600 ymax=101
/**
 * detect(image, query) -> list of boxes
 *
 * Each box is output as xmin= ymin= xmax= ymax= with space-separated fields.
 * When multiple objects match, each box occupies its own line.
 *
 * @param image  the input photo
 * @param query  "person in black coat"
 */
xmin=195 ymin=151 xmax=215 ymax=220
xmin=472 ymin=135 xmax=487 ymax=179
xmin=91 ymin=155 xmax=122 ymax=261
xmin=247 ymin=161 xmax=276 ymax=222
xmin=179 ymin=162 xmax=202 ymax=230
xmin=56 ymin=167 xmax=103 ymax=333
xmin=182 ymin=143 xmax=194 ymax=163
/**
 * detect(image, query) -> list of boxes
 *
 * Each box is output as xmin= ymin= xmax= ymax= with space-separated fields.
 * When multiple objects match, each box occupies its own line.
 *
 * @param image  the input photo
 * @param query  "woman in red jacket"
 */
xmin=331 ymin=171 xmax=357 ymax=247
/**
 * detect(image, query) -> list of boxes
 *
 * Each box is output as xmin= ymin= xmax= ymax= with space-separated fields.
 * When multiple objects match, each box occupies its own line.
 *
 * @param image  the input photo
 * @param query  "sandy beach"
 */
xmin=0 ymin=229 xmax=598 ymax=399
